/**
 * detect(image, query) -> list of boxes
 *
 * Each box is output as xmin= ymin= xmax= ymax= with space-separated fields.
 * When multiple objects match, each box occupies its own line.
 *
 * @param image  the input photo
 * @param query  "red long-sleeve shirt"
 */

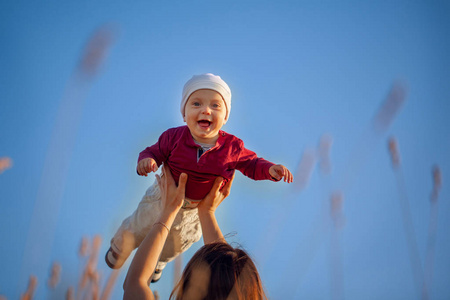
xmin=138 ymin=126 xmax=276 ymax=200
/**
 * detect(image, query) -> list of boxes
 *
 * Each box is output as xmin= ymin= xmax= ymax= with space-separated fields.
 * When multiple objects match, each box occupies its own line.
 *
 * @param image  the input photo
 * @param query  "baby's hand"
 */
xmin=137 ymin=158 xmax=158 ymax=176
xmin=269 ymin=164 xmax=294 ymax=183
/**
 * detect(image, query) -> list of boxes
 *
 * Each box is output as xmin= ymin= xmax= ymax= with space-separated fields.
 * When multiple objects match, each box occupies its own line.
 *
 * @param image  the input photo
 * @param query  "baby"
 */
xmin=106 ymin=73 xmax=293 ymax=281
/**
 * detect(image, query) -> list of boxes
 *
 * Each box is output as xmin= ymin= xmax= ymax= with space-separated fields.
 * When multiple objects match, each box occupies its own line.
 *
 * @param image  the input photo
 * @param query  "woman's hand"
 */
xmin=197 ymin=174 xmax=234 ymax=215
xmin=155 ymin=164 xmax=188 ymax=214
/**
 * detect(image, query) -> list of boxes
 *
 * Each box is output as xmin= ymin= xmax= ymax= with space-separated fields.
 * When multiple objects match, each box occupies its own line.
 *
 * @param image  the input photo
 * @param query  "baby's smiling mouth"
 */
xmin=198 ymin=120 xmax=212 ymax=128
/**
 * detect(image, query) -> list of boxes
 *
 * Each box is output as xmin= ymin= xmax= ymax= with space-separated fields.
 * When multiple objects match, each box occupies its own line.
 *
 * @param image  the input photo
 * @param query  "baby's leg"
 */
xmin=156 ymin=207 xmax=203 ymax=270
xmin=107 ymin=181 xmax=162 ymax=269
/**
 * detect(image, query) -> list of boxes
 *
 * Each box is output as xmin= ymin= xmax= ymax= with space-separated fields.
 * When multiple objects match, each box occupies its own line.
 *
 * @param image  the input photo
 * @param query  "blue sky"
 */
xmin=1 ymin=1 xmax=449 ymax=299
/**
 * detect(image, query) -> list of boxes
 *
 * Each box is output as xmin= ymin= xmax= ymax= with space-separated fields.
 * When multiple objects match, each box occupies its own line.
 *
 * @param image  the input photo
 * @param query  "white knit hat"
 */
xmin=181 ymin=73 xmax=232 ymax=122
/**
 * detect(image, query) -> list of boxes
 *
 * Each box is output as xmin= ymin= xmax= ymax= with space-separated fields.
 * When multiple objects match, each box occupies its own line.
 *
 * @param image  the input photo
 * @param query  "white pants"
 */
xmin=111 ymin=181 xmax=202 ymax=270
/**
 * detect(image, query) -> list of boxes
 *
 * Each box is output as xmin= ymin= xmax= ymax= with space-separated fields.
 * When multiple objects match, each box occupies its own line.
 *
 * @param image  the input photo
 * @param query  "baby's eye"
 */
xmin=192 ymin=102 xmax=201 ymax=107
xmin=211 ymin=103 xmax=220 ymax=108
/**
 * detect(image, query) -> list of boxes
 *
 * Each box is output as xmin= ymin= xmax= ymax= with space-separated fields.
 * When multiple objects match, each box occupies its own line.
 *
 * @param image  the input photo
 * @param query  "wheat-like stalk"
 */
xmin=48 ymin=262 xmax=62 ymax=289
xmin=0 ymin=157 xmax=12 ymax=174
xmin=20 ymin=275 xmax=37 ymax=300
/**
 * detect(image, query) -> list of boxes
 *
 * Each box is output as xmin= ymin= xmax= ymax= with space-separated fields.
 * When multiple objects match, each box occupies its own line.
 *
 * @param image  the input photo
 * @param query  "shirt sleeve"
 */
xmin=234 ymin=140 xmax=278 ymax=181
xmin=138 ymin=129 xmax=172 ymax=167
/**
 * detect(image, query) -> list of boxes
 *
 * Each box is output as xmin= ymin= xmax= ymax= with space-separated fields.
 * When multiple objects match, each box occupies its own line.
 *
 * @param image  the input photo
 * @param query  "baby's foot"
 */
xmin=151 ymin=269 xmax=163 ymax=283
xmin=105 ymin=247 xmax=125 ymax=269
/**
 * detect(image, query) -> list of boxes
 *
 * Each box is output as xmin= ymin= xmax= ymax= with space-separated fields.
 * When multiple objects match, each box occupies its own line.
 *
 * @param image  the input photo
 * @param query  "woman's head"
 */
xmin=170 ymin=242 xmax=267 ymax=300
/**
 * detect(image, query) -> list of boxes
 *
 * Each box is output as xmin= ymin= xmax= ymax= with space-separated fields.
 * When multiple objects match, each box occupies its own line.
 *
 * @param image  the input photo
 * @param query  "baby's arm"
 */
xmin=136 ymin=128 xmax=174 ymax=177
xmin=269 ymin=164 xmax=294 ymax=183
xmin=235 ymin=140 xmax=293 ymax=183
xmin=137 ymin=157 xmax=158 ymax=177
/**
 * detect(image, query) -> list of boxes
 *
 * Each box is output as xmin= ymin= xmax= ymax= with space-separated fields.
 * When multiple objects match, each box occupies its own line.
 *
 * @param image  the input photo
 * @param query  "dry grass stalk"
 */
xmin=99 ymin=270 xmax=120 ymax=300
xmin=78 ymin=26 xmax=116 ymax=77
xmin=90 ymin=235 xmax=102 ymax=269
xmin=20 ymin=275 xmax=37 ymax=300
xmin=89 ymin=271 xmax=101 ymax=300
xmin=388 ymin=137 xmax=400 ymax=168
xmin=390 ymin=151 xmax=424 ymax=298
xmin=66 ymin=287 xmax=75 ymax=300
xmin=373 ymin=82 xmax=407 ymax=133
xmin=78 ymin=235 xmax=102 ymax=300
xmin=423 ymin=164 xmax=443 ymax=298
xmin=48 ymin=262 xmax=62 ymax=289
xmin=0 ymin=157 xmax=12 ymax=174
xmin=81 ymin=268 xmax=101 ymax=300
xmin=293 ymin=148 xmax=316 ymax=191
xmin=79 ymin=236 xmax=90 ymax=258
xmin=431 ymin=165 xmax=442 ymax=202
xmin=330 ymin=191 xmax=345 ymax=229
xmin=318 ymin=134 xmax=333 ymax=175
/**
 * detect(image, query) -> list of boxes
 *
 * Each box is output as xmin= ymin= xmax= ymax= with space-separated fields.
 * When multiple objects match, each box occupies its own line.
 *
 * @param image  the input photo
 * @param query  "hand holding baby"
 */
xmin=137 ymin=158 xmax=158 ymax=176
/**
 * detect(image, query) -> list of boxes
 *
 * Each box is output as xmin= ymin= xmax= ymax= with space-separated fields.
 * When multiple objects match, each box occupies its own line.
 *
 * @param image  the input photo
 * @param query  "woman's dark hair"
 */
xmin=170 ymin=242 xmax=267 ymax=300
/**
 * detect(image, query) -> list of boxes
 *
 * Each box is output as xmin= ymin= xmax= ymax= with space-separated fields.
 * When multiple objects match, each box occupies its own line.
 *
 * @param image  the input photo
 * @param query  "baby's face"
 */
xmin=184 ymin=89 xmax=227 ymax=144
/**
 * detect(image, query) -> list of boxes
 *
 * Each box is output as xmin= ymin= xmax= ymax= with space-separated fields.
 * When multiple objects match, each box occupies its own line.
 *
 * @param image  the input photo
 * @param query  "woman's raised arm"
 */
xmin=123 ymin=165 xmax=187 ymax=300
xmin=197 ymin=174 xmax=234 ymax=245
